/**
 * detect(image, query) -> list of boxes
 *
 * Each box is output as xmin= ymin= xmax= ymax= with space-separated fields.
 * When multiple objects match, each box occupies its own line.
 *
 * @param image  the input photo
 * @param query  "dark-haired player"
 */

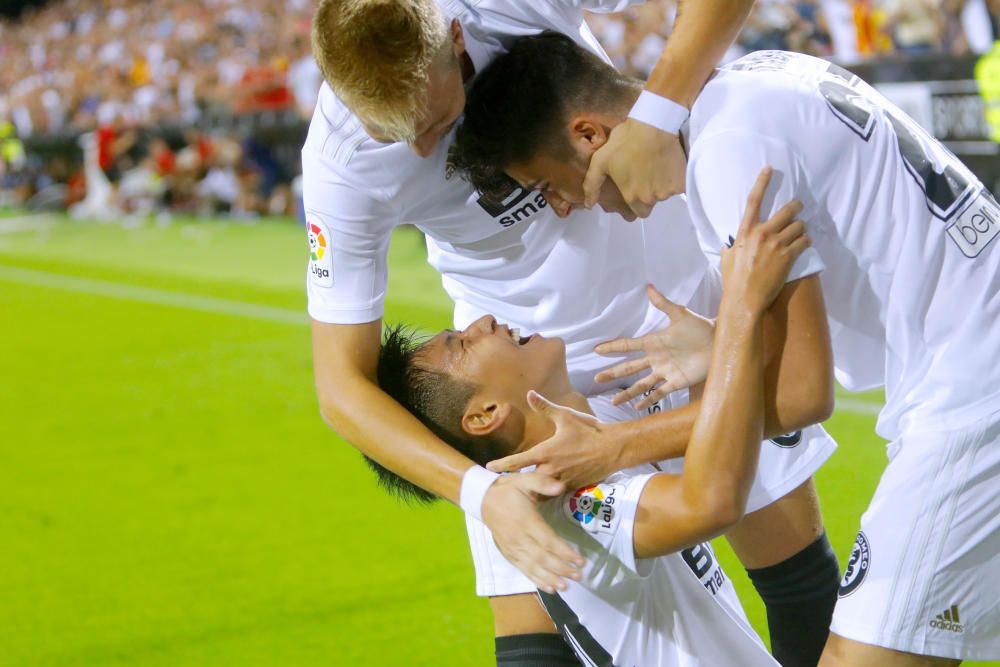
xmin=369 ymin=175 xmax=807 ymax=666
xmin=452 ymin=33 xmax=1000 ymax=666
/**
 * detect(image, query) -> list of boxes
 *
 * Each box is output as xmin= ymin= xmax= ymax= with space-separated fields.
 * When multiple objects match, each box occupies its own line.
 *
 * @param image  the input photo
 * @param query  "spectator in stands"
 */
xmin=880 ymin=0 xmax=942 ymax=55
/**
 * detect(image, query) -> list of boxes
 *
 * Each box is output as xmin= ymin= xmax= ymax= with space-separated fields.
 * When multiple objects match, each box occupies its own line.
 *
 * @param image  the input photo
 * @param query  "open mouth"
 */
xmin=505 ymin=326 xmax=533 ymax=346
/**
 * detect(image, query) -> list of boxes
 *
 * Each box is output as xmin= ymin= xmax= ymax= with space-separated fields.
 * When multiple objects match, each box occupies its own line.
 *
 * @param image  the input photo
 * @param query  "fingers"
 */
xmin=737 ymin=166 xmax=774 ymax=238
xmin=611 ymin=374 xmax=661 ymax=406
xmin=646 ymin=283 xmax=685 ymax=319
xmin=583 ymin=145 xmax=612 ymax=208
xmin=517 ymin=470 xmax=567 ymax=499
xmin=511 ymin=516 xmax=584 ymax=593
xmin=594 ymin=357 xmax=651 ymax=384
xmin=526 ymin=390 xmax=555 ymax=416
xmin=628 ymin=199 xmax=654 ymax=219
xmin=775 ymin=219 xmax=807 ymax=246
xmin=786 ymin=233 xmax=812 ymax=259
xmin=594 ymin=337 xmax=644 ymax=355
xmin=486 ymin=450 xmax=538 ymax=473
xmin=634 ymin=383 xmax=675 ymax=410
xmin=760 ymin=199 xmax=805 ymax=235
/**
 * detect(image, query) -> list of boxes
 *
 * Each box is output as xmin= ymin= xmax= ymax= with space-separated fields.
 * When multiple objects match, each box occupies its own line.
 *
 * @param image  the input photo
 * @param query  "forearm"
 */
xmin=644 ymin=0 xmax=755 ymax=107
xmin=313 ymin=320 xmax=475 ymax=505
xmin=317 ymin=374 xmax=474 ymax=504
xmin=681 ymin=300 xmax=764 ymax=517
xmin=615 ymin=374 xmax=812 ymax=470
xmin=631 ymin=301 xmax=766 ymax=557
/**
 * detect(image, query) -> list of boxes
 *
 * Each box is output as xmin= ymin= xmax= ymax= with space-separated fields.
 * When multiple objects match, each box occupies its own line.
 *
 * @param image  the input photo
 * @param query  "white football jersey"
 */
xmin=683 ymin=51 xmax=1000 ymax=440
xmin=302 ymin=0 xmax=709 ymax=394
xmin=538 ymin=467 xmax=779 ymax=667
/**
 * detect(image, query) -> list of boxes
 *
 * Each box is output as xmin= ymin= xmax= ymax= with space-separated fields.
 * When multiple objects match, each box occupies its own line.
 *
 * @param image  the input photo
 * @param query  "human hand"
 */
xmin=583 ymin=120 xmax=686 ymax=219
xmin=721 ymin=167 xmax=810 ymax=314
xmin=486 ymin=391 xmax=626 ymax=491
xmin=594 ymin=284 xmax=715 ymax=409
xmin=481 ymin=469 xmax=585 ymax=594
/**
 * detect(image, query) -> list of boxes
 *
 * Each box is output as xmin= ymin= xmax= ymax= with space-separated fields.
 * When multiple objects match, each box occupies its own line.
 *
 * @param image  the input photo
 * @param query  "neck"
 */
xmin=512 ymin=390 xmax=593 ymax=458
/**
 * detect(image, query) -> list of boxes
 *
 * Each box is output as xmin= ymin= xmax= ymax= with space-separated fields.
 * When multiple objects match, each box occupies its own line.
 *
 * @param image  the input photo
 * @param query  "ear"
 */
xmin=568 ymin=116 xmax=611 ymax=156
xmin=461 ymin=400 xmax=512 ymax=437
xmin=450 ymin=19 xmax=466 ymax=56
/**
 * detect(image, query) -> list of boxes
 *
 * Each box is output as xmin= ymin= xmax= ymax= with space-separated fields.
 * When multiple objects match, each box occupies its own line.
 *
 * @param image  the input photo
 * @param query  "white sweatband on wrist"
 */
xmin=459 ymin=465 xmax=500 ymax=522
xmin=628 ymin=90 xmax=690 ymax=135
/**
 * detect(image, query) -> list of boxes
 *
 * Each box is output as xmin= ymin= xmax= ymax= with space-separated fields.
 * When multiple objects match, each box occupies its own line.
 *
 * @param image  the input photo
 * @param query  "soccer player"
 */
xmin=306 ymin=2 xmax=842 ymax=664
xmin=452 ymin=34 xmax=1000 ymax=666
xmin=371 ymin=175 xmax=808 ymax=666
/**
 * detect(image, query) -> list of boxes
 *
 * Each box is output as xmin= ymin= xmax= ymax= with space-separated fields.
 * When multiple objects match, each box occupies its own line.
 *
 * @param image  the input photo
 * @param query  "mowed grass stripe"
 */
xmin=0 ymin=264 xmax=309 ymax=325
xmin=0 ymin=261 xmax=888 ymax=416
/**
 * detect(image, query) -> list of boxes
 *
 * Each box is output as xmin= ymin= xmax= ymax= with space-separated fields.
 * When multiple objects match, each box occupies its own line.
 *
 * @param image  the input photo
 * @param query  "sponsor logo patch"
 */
xmin=565 ymin=484 xmax=618 ymax=534
xmin=946 ymin=190 xmax=1000 ymax=258
xmin=307 ymin=220 xmax=333 ymax=287
xmin=839 ymin=531 xmax=871 ymax=597
xmin=929 ymin=605 xmax=965 ymax=633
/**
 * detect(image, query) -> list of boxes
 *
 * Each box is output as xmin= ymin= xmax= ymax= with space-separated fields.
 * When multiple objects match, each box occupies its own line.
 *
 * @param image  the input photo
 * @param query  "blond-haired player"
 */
xmin=305 ymin=3 xmax=842 ymax=665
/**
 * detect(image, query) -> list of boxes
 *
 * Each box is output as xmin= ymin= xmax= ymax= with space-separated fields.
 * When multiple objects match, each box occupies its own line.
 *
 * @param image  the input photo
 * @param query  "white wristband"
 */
xmin=459 ymin=465 xmax=500 ymax=522
xmin=628 ymin=90 xmax=690 ymax=135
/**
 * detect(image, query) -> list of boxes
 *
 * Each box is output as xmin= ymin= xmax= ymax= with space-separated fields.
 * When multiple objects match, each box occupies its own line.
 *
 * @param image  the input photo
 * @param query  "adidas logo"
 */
xmin=929 ymin=605 xmax=964 ymax=633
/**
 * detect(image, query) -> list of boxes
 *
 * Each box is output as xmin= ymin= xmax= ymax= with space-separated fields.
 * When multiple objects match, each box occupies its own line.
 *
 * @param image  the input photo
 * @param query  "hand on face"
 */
xmin=583 ymin=119 xmax=687 ymax=218
xmin=486 ymin=391 xmax=626 ymax=490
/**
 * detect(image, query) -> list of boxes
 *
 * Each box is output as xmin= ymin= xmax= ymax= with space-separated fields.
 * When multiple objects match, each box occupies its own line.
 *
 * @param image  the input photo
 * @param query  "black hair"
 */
xmin=451 ymin=31 xmax=637 ymax=203
xmin=363 ymin=324 xmax=505 ymax=504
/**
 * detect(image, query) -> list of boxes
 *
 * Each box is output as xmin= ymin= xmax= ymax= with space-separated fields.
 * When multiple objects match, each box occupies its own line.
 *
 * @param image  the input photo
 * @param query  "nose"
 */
xmin=465 ymin=315 xmax=496 ymax=338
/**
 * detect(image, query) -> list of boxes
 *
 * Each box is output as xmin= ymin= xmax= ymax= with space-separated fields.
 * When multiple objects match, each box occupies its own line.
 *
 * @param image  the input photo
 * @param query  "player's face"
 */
xmin=417 ymin=315 xmax=572 ymax=403
xmin=506 ymin=125 xmax=637 ymax=222
xmin=361 ymin=59 xmax=465 ymax=156
xmin=409 ymin=58 xmax=466 ymax=157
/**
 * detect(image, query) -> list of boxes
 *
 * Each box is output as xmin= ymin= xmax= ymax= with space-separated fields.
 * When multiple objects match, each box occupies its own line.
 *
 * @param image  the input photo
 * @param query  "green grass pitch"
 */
xmin=1 ymin=215 xmax=995 ymax=666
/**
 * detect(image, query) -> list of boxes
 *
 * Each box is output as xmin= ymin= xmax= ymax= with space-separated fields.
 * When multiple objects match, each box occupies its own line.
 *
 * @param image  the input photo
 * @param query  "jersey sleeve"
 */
xmin=543 ymin=471 xmax=658 ymax=577
xmin=686 ymin=130 xmax=826 ymax=284
xmin=302 ymin=147 xmax=400 ymax=324
xmin=557 ymin=0 xmax=646 ymax=11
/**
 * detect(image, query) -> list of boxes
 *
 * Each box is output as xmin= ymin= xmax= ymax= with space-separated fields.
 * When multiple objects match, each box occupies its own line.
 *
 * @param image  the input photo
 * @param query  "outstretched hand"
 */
xmin=594 ymin=284 xmax=715 ymax=409
xmin=583 ymin=120 xmax=686 ymax=219
xmin=481 ymin=469 xmax=585 ymax=594
xmin=486 ymin=391 xmax=625 ymax=491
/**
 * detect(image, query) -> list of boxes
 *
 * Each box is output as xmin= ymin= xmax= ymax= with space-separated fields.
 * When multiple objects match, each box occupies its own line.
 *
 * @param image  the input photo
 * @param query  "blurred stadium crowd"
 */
xmin=1 ymin=0 xmax=999 ymax=217
xmin=590 ymin=0 xmax=1000 ymax=78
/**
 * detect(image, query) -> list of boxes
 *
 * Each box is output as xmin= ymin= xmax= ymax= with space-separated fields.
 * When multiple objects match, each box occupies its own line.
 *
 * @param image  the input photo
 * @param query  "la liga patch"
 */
xmin=307 ymin=219 xmax=333 ymax=287
xmin=565 ymin=483 xmax=620 ymax=535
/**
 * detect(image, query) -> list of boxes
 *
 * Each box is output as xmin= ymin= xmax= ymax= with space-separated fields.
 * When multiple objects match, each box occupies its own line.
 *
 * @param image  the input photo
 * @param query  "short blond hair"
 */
xmin=312 ymin=0 xmax=451 ymax=141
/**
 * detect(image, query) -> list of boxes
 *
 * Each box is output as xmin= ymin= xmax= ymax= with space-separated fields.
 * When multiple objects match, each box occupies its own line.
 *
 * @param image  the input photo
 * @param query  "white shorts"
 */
xmin=831 ymin=409 xmax=1000 ymax=661
xmin=467 ymin=392 xmax=838 ymax=597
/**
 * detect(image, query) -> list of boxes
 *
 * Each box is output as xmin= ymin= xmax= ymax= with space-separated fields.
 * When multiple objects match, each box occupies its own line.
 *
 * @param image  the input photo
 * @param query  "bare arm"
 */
xmin=645 ymin=0 xmax=755 ymax=108
xmin=312 ymin=319 xmax=472 ymax=501
xmin=632 ymin=168 xmax=811 ymax=556
xmin=611 ymin=273 xmax=833 ymax=471
xmin=632 ymin=285 xmax=766 ymax=556
xmin=582 ymin=0 xmax=756 ymax=213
